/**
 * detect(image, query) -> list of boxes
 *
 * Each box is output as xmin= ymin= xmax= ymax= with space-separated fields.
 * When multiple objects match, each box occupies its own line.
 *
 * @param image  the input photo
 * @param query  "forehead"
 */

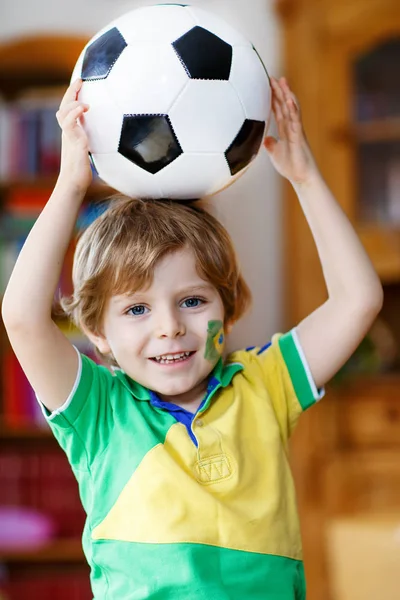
xmin=110 ymin=247 xmax=215 ymax=301
xmin=154 ymin=246 xmax=198 ymax=274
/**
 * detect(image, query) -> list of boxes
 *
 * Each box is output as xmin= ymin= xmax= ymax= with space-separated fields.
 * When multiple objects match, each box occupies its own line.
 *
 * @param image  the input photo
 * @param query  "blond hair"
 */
xmin=61 ymin=196 xmax=251 ymax=344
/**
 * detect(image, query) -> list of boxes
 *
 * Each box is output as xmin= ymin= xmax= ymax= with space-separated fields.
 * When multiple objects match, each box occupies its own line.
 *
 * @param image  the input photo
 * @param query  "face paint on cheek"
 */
xmin=204 ymin=320 xmax=225 ymax=362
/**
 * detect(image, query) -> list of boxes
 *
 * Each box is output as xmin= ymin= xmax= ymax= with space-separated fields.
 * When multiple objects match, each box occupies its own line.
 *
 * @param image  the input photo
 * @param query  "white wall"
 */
xmin=0 ymin=0 xmax=283 ymax=350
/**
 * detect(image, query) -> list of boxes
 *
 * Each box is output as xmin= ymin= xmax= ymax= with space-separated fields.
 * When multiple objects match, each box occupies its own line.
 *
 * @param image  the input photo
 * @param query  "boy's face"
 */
xmin=91 ymin=247 xmax=227 ymax=403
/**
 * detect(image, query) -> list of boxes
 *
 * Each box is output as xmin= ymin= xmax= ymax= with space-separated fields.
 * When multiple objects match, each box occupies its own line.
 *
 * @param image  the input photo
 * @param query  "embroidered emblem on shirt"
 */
xmin=195 ymin=454 xmax=232 ymax=484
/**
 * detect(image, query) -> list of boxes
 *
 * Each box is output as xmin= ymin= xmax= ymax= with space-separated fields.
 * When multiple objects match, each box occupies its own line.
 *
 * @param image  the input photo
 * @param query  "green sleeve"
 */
xmin=38 ymin=348 xmax=115 ymax=471
xmin=242 ymin=329 xmax=324 ymax=442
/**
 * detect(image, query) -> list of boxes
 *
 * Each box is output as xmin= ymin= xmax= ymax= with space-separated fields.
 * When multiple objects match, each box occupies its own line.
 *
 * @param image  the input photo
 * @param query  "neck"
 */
xmin=158 ymin=376 xmax=209 ymax=413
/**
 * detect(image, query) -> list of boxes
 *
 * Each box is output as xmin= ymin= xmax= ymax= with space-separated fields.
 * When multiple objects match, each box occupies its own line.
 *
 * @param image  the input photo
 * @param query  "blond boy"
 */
xmin=2 ymin=77 xmax=383 ymax=599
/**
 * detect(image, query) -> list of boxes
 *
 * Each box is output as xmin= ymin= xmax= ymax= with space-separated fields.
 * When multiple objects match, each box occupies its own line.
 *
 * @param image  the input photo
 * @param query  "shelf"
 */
xmin=0 ymin=538 xmax=84 ymax=564
xmin=357 ymin=224 xmax=400 ymax=282
xmin=0 ymin=422 xmax=53 ymax=442
xmin=330 ymin=371 xmax=400 ymax=395
xmin=331 ymin=118 xmax=400 ymax=144
xmin=0 ymin=178 xmax=115 ymax=200
xmin=330 ymin=371 xmax=400 ymax=393
xmin=355 ymin=118 xmax=400 ymax=143
xmin=0 ymin=35 xmax=89 ymax=100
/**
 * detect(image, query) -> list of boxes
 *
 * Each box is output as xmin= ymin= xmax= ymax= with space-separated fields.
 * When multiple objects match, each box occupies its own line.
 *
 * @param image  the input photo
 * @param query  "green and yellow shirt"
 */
xmin=40 ymin=329 xmax=323 ymax=599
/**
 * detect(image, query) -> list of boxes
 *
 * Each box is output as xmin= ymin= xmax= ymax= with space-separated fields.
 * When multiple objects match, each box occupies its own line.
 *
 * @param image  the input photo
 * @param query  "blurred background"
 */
xmin=0 ymin=0 xmax=399 ymax=599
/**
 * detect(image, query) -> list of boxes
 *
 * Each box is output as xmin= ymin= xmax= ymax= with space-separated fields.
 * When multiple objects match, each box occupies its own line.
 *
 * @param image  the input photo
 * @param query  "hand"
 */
xmin=264 ymin=77 xmax=319 ymax=185
xmin=56 ymin=79 xmax=92 ymax=193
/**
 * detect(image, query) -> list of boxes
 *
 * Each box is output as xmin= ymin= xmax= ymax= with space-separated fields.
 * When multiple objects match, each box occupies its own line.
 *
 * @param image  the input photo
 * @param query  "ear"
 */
xmin=225 ymin=320 xmax=235 ymax=335
xmin=80 ymin=323 xmax=112 ymax=355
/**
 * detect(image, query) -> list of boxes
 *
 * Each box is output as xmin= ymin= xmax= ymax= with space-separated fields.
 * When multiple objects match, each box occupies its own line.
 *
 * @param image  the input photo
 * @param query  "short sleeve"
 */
xmin=243 ymin=328 xmax=324 ymax=442
xmin=37 ymin=348 xmax=115 ymax=471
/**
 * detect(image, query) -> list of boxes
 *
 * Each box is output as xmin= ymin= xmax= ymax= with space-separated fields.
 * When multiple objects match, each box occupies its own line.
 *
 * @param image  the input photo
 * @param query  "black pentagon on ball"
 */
xmin=172 ymin=26 xmax=233 ymax=80
xmin=225 ymin=119 xmax=265 ymax=175
xmin=252 ymin=45 xmax=270 ymax=81
xmin=88 ymin=152 xmax=99 ymax=176
xmin=118 ymin=115 xmax=183 ymax=174
xmin=82 ymin=27 xmax=127 ymax=80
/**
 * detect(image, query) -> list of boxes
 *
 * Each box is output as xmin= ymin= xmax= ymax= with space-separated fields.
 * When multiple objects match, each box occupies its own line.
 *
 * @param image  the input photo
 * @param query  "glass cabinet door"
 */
xmin=354 ymin=38 xmax=400 ymax=224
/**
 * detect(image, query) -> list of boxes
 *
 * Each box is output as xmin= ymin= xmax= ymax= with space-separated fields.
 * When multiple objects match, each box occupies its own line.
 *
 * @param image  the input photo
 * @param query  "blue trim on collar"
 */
xmin=114 ymin=359 xmax=244 ymax=448
xmin=113 ymin=357 xmax=244 ymax=401
xmin=257 ymin=342 xmax=272 ymax=355
xmin=148 ymin=390 xmax=207 ymax=446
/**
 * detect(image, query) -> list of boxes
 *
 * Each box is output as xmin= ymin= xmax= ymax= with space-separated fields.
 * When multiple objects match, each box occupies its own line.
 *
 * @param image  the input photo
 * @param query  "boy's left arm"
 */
xmin=264 ymin=77 xmax=384 ymax=389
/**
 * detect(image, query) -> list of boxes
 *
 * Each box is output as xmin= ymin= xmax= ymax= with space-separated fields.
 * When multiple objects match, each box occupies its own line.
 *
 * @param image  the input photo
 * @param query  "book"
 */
xmin=0 ymin=88 xmax=62 ymax=181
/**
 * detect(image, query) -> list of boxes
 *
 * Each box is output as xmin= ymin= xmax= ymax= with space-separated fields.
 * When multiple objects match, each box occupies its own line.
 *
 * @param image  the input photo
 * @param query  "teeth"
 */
xmin=153 ymin=351 xmax=191 ymax=363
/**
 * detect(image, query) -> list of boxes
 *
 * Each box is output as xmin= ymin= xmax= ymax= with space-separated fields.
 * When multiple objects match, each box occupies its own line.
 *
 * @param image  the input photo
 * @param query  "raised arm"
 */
xmin=1 ymin=79 xmax=92 ymax=411
xmin=264 ymin=77 xmax=383 ymax=389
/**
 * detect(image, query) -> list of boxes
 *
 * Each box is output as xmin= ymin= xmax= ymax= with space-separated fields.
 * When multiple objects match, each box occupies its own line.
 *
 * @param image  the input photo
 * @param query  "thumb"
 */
xmin=263 ymin=136 xmax=278 ymax=154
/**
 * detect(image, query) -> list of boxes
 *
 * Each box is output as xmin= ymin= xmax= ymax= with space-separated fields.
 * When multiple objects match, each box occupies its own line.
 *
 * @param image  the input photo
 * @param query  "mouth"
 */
xmin=149 ymin=351 xmax=196 ymax=365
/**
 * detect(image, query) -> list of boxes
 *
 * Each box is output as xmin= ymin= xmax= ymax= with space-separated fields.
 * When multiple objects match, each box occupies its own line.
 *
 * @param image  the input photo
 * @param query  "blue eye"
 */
xmin=128 ymin=305 xmax=148 ymax=316
xmin=182 ymin=297 xmax=203 ymax=308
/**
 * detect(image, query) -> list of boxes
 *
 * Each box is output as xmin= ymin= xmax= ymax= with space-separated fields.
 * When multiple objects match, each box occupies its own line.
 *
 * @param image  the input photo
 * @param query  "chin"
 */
xmin=156 ymin=381 xmax=192 ymax=396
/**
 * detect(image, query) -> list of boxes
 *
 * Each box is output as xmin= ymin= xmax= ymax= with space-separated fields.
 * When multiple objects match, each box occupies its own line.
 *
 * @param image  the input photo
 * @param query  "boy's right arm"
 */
xmin=1 ymin=79 xmax=92 ymax=412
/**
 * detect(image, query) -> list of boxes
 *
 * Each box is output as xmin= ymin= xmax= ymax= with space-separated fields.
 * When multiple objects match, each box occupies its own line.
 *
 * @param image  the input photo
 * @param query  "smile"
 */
xmin=150 ymin=351 xmax=195 ymax=364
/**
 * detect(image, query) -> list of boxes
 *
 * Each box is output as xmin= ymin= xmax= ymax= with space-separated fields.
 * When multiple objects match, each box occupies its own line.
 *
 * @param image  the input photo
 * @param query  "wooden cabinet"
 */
xmin=276 ymin=1 xmax=400 ymax=598
xmin=326 ymin=514 xmax=400 ymax=600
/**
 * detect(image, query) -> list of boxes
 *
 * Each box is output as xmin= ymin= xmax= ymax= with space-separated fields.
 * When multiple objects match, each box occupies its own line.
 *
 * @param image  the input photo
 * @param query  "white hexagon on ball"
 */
xmin=230 ymin=46 xmax=271 ymax=122
xmin=156 ymin=153 xmax=232 ymax=199
xmin=186 ymin=6 xmax=250 ymax=47
xmin=169 ymin=80 xmax=245 ymax=153
xmin=78 ymin=81 xmax=123 ymax=154
xmin=107 ymin=44 xmax=189 ymax=116
xmin=111 ymin=4 xmax=196 ymax=45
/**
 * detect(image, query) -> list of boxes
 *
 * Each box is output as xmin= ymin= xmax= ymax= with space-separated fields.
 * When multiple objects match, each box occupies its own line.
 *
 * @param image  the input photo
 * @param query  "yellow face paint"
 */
xmin=204 ymin=320 xmax=225 ymax=362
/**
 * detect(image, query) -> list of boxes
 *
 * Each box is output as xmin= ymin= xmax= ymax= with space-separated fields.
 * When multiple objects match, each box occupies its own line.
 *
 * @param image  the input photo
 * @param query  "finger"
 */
xmin=272 ymin=96 xmax=286 ymax=139
xmin=280 ymin=82 xmax=303 ymax=137
xmin=56 ymin=101 xmax=89 ymax=125
xmin=289 ymin=91 xmax=301 ymax=113
xmin=59 ymin=79 xmax=83 ymax=110
xmin=280 ymin=77 xmax=296 ymax=100
xmin=281 ymin=78 xmax=302 ymax=116
xmin=61 ymin=104 xmax=88 ymax=132
xmin=286 ymin=96 xmax=300 ymax=124
xmin=58 ymin=99 xmax=89 ymax=115
xmin=285 ymin=99 xmax=303 ymax=139
xmin=270 ymin=79 xmax=283 ymax=117
xmin=273 ymin=78 xmax=290 ymax=121
xmin=270 ymin=76 xmax=284 ymax=105
xmin=278 ymin=78 xmax=299 ymax=141
xmin=271 ymin=81 xmax=288 ymax=139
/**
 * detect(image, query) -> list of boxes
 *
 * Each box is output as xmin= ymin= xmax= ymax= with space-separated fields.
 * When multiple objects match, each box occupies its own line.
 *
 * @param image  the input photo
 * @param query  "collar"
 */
xmin=113 ymin=358 xmax=244 ymax=401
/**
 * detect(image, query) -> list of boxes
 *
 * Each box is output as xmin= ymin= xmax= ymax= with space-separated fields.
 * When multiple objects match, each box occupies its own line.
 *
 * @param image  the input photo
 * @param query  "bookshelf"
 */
xmin=0 ymin=36 xmax=89 ymax=98
xmin=0 ymin=423 xmax=52 ymax=441
xmin=0 ymin=538 xmax=84 ymax=564
xmin=355 ymin=118 xmax=400 ymax=143
xmin=276 ymin=1 xmax=400 ymax=599
xmin=0 ymin=35 xmax=111 ymax=599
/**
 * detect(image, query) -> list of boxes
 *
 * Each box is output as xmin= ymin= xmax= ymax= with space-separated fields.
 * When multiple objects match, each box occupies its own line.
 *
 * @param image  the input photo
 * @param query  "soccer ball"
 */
xmin=71 ymin=4 xmax=271 ymax=200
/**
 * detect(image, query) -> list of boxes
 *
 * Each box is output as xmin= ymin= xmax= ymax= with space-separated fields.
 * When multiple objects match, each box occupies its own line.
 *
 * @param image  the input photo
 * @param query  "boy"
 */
xmin=2 ymin=76 xmax=383 ymax=599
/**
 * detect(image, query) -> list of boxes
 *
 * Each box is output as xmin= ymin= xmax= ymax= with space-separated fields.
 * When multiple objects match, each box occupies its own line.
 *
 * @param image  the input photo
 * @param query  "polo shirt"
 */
xmin=39 ymin=328 xmax=324 ymax=600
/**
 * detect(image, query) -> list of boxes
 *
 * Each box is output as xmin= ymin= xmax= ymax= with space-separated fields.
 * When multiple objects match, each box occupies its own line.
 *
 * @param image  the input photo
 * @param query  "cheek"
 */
xmin=203 ymin=320 xmax=224 ymax=362
xmin=107 ymin=322 xmax=143 ymax=353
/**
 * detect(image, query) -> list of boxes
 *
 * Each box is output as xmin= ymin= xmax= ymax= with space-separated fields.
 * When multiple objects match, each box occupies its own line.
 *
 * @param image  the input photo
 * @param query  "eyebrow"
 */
xmin=112 ymin=283 xmax=215 ymax=305
xmin=178 ymin=283 xmax=215 ymax=294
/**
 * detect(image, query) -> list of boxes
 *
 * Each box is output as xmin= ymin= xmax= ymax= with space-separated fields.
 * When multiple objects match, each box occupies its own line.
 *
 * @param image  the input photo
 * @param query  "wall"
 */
xmin=0 ymin=0 xmax=283 ymax=350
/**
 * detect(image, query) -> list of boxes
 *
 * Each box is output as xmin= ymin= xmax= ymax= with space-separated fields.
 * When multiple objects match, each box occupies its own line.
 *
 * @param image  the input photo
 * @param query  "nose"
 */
xmin=155 ymin=307 xmax=186 ymax=338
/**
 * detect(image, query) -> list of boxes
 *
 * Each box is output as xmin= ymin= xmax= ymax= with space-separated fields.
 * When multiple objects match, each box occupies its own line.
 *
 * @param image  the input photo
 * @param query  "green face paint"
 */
xmin=204 ymin=320 xmax=225 ymax=362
